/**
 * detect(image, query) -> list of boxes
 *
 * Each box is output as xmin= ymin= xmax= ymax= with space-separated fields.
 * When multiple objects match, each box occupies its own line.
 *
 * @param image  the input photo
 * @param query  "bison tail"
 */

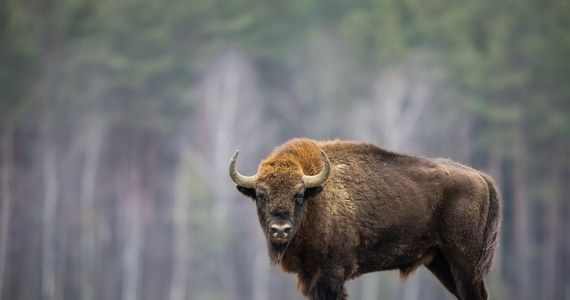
xmin=475 ymin=174 xmax=502 ymax=281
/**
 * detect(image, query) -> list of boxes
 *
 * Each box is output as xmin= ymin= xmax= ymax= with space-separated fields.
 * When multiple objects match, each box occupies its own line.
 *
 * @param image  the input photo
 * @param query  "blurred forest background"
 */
xmin=1 ymin=0 xmax=569 ymax=299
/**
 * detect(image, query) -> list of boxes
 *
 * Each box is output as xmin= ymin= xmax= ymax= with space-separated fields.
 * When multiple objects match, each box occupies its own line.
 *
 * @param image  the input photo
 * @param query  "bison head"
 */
xmin=229 ymin=150 xmax=330 ymax=264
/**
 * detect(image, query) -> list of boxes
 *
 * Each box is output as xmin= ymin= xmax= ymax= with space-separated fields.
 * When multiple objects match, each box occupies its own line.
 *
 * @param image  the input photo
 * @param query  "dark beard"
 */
xmin=267 ymin=240 xmax=290 ymax=265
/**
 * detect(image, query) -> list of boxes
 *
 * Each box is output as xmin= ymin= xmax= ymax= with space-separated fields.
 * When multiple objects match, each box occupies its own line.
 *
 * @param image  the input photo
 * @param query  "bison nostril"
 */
xmin=270 ymin=223 xmax=292 ymax=237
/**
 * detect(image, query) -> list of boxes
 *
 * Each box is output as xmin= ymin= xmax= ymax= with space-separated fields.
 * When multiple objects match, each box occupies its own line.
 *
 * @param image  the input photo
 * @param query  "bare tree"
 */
xmin=120 ymin=155 xmax=143 ymax=300
xmin=184 ymin=48 xmax=276 ymax=300
xmin=511 ymin=108 xmax=531 ymax=300
xmin=38 ymin=62 xmax=60 ymax=300
xmin=351 ymin=55 xmax=434 ymax=152
xmin=540 ymin=157 xmax=559 ymax=300
xmin=78 ymin=117 xmax=106 ymax=300
xmin=36 ymin=5 xmax=60 ymax=298
xmin=0 ymin=127 xmax=13 ymax=299
xmin=168 ymin=149 xmax=192 ymax=300
xmin=41 ymin=127 xmax=58 ymax=300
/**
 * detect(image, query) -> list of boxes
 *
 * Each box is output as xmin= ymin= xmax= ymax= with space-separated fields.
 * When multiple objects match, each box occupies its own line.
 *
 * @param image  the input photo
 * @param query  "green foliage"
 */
xmin=0 ymin=0 xmax=36 ymax=126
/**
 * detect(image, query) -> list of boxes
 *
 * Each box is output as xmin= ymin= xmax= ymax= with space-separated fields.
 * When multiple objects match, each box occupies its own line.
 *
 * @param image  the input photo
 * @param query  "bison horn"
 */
xmin=303 ymin=150 xmax=331 ymax=188
xmin=229 ymin=150 xmax=257 ymax=188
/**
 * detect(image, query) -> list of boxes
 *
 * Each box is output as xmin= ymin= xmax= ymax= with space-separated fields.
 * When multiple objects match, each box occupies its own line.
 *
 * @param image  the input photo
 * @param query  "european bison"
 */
xmin=229 ymin=138 xmax=501 ymax=300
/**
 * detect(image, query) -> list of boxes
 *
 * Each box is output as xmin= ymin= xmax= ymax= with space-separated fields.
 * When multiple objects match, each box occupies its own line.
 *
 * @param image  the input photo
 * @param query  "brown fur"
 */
xmin=234 ymin=138 xmax=501 ymax=300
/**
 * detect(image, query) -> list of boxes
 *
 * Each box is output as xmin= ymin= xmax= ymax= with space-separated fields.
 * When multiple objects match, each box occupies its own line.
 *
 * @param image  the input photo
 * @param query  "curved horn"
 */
xmin=229 ymin=150 xmax=257 ymax=188
xmin=303 ymin=150 xmax=331 ymax=188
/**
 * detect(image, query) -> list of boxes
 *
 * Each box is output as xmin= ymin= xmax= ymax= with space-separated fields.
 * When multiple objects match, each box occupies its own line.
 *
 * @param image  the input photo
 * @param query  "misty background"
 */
xmin=1 ymin=0 xmax=569 ymax=299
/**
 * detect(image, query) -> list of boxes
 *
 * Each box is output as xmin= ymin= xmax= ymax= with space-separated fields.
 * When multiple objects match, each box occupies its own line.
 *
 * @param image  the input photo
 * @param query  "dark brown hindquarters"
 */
xmin=442 ymin=173 xmax=501 ymax=300
xmin=423 ymin=172 xmax=501 ymax=300
xmin=475 ymin=175 xmax=501 ymax=280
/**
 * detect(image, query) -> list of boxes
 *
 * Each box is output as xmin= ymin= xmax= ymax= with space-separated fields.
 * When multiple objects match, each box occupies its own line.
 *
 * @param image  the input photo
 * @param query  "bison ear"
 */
xmin=236 ymin=186 xmax=256 ymax=200
xmin=304 ymin=186 xmax=323 ymax=199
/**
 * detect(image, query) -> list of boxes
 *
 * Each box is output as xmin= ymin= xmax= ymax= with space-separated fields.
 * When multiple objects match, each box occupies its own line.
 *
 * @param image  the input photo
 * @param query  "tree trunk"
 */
xmin=121 ymin=150 xmax=142 ymax=300
xmin=190 ymin=49 xmax=269 ymax=300
xmin=37 ymin=3 xmax=58 ymax=298
xmin=40 ymin=87 xmax=58 ymax=300
xmin=541 ymin=180 xmax=557 ymax=300
xmin=79 ymin=122 xmax=104 ymax=300
xmin=41 ymin=140 xmax=58 ymax=300
xmin=168 ymin=151 xmax=191 ymax=300
xmin=511 ymin=111 xmax=530 ymax=300
xmin=560 ymin=158 xmax=570 ymax=299
xmin=0 ymin=127 xmax=13 ymax=299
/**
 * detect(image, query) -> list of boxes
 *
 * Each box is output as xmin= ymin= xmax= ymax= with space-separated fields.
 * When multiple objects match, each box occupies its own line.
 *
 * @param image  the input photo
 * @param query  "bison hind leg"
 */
xmin=452 ymin=274 xmax=488 ymax=300
xmin=425 ymin=250 xmax=459 ymax=298
xmin=436 ymin=248 xmax=488 ymax=300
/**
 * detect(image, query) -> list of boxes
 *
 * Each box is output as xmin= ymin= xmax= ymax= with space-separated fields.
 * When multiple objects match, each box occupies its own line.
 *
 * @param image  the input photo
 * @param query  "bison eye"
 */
xmin=294 ymin=191 xmax=304 ymax=205
xmin=256 ymin=193 xmax=266 ymax=202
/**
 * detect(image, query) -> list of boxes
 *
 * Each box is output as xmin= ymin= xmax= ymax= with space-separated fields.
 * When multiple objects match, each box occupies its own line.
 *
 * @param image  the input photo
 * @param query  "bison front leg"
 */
xmin=298 ymin=271 xmax=348 ymax=300
xmin=311 ymin=279 xmax=347 ymax=300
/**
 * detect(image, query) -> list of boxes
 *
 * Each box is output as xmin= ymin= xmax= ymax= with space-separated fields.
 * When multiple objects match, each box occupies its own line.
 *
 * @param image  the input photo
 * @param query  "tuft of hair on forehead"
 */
xmin=261 ymin=138 xmax=326 ymax=176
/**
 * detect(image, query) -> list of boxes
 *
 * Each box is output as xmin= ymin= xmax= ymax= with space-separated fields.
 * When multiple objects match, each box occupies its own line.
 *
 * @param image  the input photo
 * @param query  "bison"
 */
xmin=229 ymin=138 xmax=501 ymax=300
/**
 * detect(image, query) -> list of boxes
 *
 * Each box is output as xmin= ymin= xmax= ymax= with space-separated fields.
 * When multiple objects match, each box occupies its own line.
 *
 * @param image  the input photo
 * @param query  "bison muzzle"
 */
xmin=229 ymin=138 xmax=501 ymax=300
